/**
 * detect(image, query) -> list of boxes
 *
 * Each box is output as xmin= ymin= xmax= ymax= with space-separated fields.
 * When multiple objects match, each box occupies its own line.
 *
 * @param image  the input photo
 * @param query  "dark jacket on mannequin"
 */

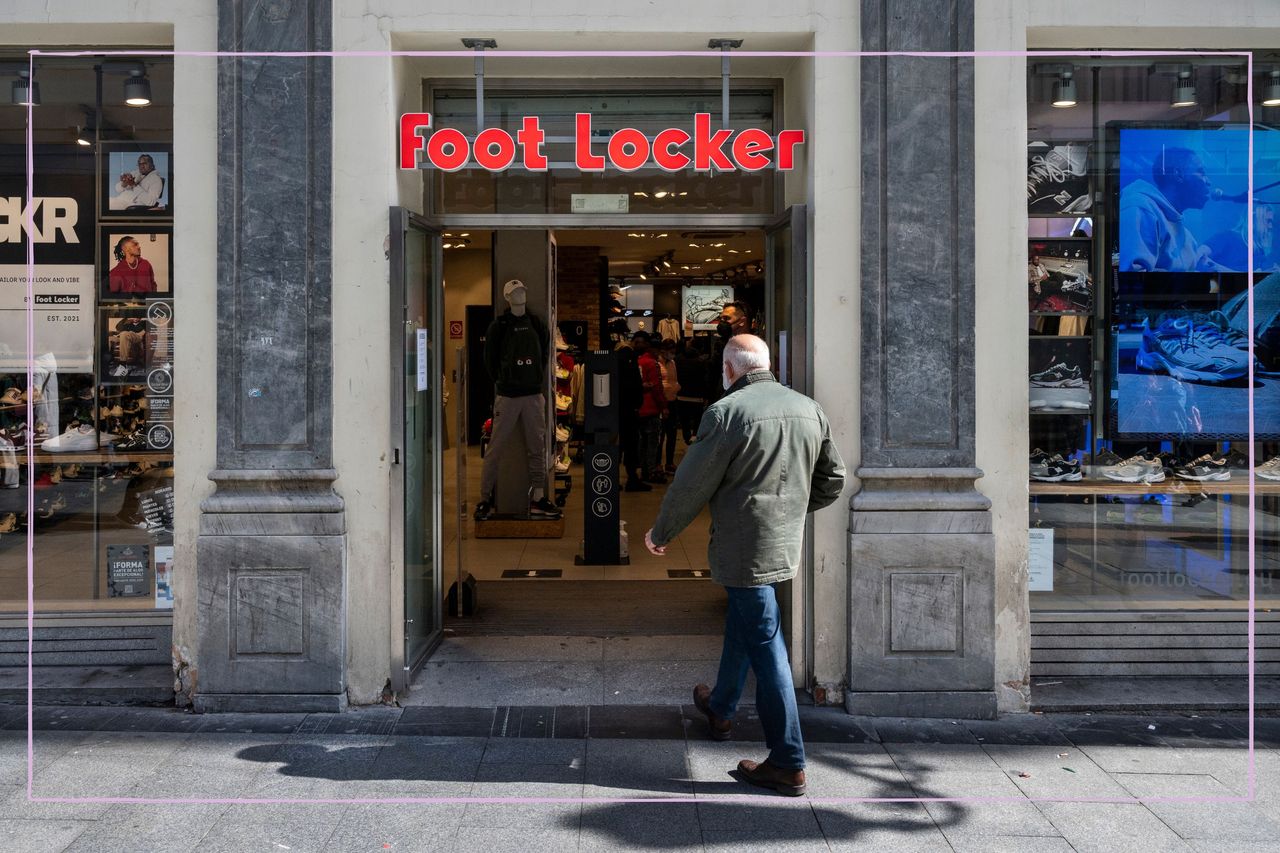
xmin=484 ymin=309 xmax=549 ymax=397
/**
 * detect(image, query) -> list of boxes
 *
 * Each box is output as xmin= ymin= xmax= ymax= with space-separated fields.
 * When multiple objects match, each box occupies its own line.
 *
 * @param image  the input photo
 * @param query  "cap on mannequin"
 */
xmin=502 ymin=279 xmax=528 ymax=315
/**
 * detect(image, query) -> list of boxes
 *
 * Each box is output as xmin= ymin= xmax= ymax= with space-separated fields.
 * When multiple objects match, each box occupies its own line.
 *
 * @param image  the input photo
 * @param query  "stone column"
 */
xmin=195 ymin=0 xmax=346 ymax=713
xmin=848 ymin=0 xmax=996 ymax=719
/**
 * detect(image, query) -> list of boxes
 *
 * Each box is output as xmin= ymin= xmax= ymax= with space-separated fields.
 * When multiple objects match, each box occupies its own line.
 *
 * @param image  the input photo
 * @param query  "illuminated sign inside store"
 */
xmin=399 ymin=113 xmax=805 ymax=172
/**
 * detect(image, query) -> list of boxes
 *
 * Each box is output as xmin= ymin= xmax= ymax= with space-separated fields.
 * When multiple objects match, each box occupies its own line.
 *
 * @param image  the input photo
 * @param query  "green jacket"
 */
xmin=650 ymin=370 xmax=846 ymax=587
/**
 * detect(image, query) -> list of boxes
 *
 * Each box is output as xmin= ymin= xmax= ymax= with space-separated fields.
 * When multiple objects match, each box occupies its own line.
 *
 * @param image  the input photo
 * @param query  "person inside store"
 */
xmin=1119 ymin=146 xmax=1223 ymax=273
xmin=610 ymin=318 xmax=649 ymax=492
xmin=643 ymin=334 xmax=846 ymax=797
xmin=108 ymin=154 xmax=165 ymax=211
xmin=709 ymin=301 xmax=756 ymax=402
xmin=474 ymin=279 xmax=562 ymax=521
xmin=657 ymin=338 xmax=681 ymax=474
xmin=632 ymin=331 xmax=667 ymax=484
xmin=108 ymin=236 xmax=158 ymax=294
xmin=673 ymin=336 xmax=712 ymax=447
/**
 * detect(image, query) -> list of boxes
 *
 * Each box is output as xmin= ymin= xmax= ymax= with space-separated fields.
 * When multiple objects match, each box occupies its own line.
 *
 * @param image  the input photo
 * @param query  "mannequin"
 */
xmin=475 ymin=279 xmax=562 ymax=521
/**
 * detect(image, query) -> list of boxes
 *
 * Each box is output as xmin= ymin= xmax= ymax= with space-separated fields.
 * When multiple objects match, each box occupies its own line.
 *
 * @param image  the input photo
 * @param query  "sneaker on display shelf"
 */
xmin=1256 ymin=457 xmax=1280 ymax=481
xmin=473 ymin=499 xmax=494 ymax=521
xmin=555 ymin=425 xmax=571 ymax=443
xmin=1091 ymin=448 xmax=1123 ymax=468
xmin=1030 ymin=454 xmax=1082 ymax=482
xmin=1029 ymin=363 xmax=1085 ymax=388
xmin=1137 ymin=316 xmax=1251 ymax=383
xmin=1174 ymin=454 xmax=1232 ymax=482
xmin=1219 ymin=448 xmax=1251 ymax=471
xmin=1060 ymin=275 xmax=1090 ymax=293
xmin=1100 ymin=453 xmax=1166 ymax=484
xmin=40 ymin=424 xmax=98 ymax=453
xmin=1029 ymin=399 xmax=1048 ymax=409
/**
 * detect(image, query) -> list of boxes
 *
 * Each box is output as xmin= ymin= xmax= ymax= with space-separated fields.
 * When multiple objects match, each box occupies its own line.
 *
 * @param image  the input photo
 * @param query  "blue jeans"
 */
xmin=708 ymin=583 xmax=805 ymax=770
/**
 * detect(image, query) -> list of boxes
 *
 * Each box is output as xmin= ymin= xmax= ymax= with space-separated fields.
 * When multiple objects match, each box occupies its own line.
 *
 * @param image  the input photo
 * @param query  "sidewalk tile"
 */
xmin=462 ymin=763 xmax=583 ymax=828
xmin=1145 ymin=715 xmax=1250 ymax=748
xmin=702 ymin=828 xmax=830 ymax=851
xmin=815 ymin=802 xmax=950 ymax=851
xmin=682 ymin=704 xmax=766 ymax=743
xmin=911 ymin=772 xmax=1058 ymax=839
xmin=480 ymin=737 xmax=584 ymax=766
xmin=579 ymin=801 xmax=701 ymax=850
xmin=193 ymin=803 xmax=345 ymax=853
xmin=365 ymin=736 xmax=485 ymax=788
xmin=602 ymin=661 xmax=720 ymax=705
xmin=602 ymin=635 xmax=721 ymax=661
xmin=803 ymin=744 xmax=913 ymax=798
xmin=963 ymin=716 xmax=1072 ymax=746
xmin=798 ymin=708 xmax=877 ymax=744
xmin=407 ymin=661 xmax=604 ymax=707
xmin=1036 ymin=801 xmax=1194 ymax=853
xmin=322 ymin=802 xmax=467 ymax=852
xmin=243 ymin=735 xmax=386 ymax=799
xmin=583 ymin=738 xmax=692 ymax=797
xmin=1056 ymin=715 xmax=1167 ymax=747
xmin=874 ymin=718 xmax=980 ymax=745
xmin=1114 ymin=773 xmax=1280 ymax=841
xmin=885 ymin=743 xmax=1003 ymax=774
xmin=450 ymin=826 xmax=583 ymax=853
xmin=394 ymin=707 xmax=495 ymax=738
xmin=697 ymin=798 xmax=821 ymax=832
xmin=2 ymin=707 xmax=124 ymax=733
xmin=947 ymin=837 xmax=1075 ymax=852
xmin=123 ymin=733 xmax=285 ymax=799
xmin=588 ymin=705 xmax=684 ymax=740
xmin=983 ymin=744 xmax=1131 ymax=798
xmin=0 ymin=817 xmax=90 ymax=853
xmin=195 ymin=713 xmax=308 ymax=735
xmin=62 ymin=803 xmax=230 ymax=853
xmin=430 ymin=635 xmax=604 ymax=663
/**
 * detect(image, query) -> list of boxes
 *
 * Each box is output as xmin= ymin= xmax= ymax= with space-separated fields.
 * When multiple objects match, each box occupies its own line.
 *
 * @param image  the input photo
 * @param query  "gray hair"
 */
xmin=723 ymin=334 xmax=770 ymax=375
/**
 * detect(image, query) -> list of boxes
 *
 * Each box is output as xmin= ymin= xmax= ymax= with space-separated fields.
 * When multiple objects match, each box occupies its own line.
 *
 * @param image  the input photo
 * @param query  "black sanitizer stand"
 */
xmin=578 ymin=350 xmax=625 ymax=565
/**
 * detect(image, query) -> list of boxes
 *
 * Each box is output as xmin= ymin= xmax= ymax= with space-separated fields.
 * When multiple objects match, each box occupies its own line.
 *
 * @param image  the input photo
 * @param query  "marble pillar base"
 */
xmin=195 ymin=469 xmax=347 ymax=713
xmin=847 ymin=468 xmax=996 ymax=719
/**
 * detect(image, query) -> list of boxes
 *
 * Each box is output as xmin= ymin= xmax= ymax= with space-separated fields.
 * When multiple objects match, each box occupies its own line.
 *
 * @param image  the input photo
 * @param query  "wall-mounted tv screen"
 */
xmin=1117 ymin=125 xmax=1280 ymax=274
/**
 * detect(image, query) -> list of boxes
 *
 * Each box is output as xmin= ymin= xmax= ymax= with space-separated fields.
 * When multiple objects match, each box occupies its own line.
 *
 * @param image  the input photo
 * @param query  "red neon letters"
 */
xmin=399 ymin=112 xmax=804 ymax=172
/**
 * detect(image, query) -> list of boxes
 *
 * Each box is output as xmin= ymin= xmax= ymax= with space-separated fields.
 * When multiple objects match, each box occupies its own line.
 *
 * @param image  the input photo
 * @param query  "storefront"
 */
xmin=0 ymin=0 xmax=1275 ymax=714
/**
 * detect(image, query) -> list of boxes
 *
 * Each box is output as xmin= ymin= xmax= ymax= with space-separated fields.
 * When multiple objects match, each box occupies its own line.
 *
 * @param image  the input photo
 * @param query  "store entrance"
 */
xmin=389 ymin=214 xmax=807 ymax=695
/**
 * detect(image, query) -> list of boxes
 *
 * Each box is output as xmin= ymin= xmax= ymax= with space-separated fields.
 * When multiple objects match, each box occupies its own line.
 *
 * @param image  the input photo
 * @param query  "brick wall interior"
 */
xmin=556 ymin=245 xmax=602 ymax=350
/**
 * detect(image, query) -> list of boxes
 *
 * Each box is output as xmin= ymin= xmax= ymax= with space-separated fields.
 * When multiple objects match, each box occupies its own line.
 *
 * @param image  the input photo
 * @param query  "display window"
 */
xmin=0 ymin=55 xmax=175 ymax=613
xmin=1026 ymin=56 xmax=1279 ymax=612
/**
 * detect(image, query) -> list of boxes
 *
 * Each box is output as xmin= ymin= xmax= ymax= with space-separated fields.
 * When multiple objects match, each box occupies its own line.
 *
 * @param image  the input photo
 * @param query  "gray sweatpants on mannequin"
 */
xmin=481 ymin=393 xmax=547 ymax=500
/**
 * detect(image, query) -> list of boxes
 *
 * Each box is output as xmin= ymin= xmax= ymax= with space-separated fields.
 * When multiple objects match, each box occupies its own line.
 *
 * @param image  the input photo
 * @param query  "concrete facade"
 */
xmin=3 ymin=0 xmax=1278 ymax=713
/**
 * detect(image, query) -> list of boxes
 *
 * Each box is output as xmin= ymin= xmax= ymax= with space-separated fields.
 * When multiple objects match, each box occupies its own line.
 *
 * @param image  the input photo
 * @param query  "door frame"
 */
xmin=389 ymin=206 xmax=444 ymax=692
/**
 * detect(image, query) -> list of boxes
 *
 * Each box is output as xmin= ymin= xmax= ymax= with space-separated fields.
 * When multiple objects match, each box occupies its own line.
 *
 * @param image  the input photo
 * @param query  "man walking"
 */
xmin=644 ymin=335 xmax=845 ymax=796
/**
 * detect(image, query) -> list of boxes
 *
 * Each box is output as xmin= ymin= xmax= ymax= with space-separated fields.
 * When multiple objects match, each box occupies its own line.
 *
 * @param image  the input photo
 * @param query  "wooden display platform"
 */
xmin=1030 ymin=478 xmax=1280 ymax=497
xmin=475 ymin=516 xmax=566 ymax=539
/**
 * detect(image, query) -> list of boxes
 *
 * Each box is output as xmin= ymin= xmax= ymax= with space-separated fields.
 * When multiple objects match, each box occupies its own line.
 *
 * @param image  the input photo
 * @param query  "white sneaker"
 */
xmin=1101 ymin=454 xmax=1166 ymax=484
xmin=1257 ymin=457 xmax=1280 ymax=481
xmin=41 ymin=424 xmax=98 ymax=452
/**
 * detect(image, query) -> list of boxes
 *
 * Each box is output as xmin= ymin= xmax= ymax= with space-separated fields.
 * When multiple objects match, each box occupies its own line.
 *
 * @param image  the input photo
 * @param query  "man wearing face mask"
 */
xmin=643 ymin=335 xmax=844 ymax=796
xmin=709 ymin=301 xmax=755 ymax=403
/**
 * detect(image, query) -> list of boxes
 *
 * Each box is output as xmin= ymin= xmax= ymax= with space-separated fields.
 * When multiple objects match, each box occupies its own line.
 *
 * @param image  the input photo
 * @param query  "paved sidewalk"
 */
xmin=0 ymin=705 xmax=1278 ymax=851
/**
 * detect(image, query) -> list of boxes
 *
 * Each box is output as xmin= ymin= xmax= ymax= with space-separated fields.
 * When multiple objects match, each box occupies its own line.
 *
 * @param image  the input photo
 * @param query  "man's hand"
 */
xmin=644 ymin=529 xmax=666 ymax=556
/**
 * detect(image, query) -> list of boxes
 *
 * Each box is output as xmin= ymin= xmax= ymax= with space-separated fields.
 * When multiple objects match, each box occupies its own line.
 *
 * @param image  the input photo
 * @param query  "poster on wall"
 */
xmin=154 ymin=545 xmax=174 ymax=609
xmin=106 ymin=544 xmax=151 ymax=598
xmin=100 ymin=143 xmax=172 ymax=217
xmin=0 ymin=162 xmax=96 ymax=373
xmin=100 ymin=306 xmax=149 ymax=385
xmin=100 ymin=227 xmax=172 ymax=300
xmin=682 ymin=285 xmax=734 ymax=332
xmin=1028 ymin=240 xmax=1092 ymax=314
xmin=1028 ymin=528 xmax=1054 ymax=592
xmin=1028 ymin=141 xmax=1091 ymax=216
xmin=1029 ymin=336 xmax=1092 ymax=413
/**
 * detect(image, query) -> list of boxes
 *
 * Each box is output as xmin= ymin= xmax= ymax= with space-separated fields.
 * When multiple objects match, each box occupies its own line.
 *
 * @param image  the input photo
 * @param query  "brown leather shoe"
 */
xmin=736 ymin=758 xmax=806 ymax=797
xmin=692 ymin=683 xmax=731 ymax=741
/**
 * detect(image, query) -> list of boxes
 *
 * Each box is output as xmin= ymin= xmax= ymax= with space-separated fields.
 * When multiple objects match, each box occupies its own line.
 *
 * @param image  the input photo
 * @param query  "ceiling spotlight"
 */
xmin=11 ymin=70 xmax=39 ymax=106
xmin=124 ymin=67 xmax=152 ymax=106
xmin=75 ymin=125 xmax=92 ymax=146
xmin=1265 ymin=70 xmax=1280 ymax=108
xmin=1171 ymin=68 xmax=1196 ymax=108
xmin=1051 ymin=70 xmax=1077 ymax=108
xmin=654 ymin=190 xmax=668 ymax=199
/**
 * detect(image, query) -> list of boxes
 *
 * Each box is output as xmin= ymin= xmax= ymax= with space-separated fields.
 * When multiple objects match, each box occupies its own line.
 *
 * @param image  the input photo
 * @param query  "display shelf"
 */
xmin=1030 ymin=478 xmax=1280 ymax=497
xmin=29 ymin=451 xmax=174 ymax=465
xmin=1030 ymin=409 xmax=1092 ymax=416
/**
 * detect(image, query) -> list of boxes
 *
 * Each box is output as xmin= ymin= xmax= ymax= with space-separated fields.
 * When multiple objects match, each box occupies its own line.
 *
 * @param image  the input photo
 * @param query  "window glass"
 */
xmin=1026 ymin=55 xmax=1280 ymax=611
xmin=0 ymin=55 xmax=175 ymax=612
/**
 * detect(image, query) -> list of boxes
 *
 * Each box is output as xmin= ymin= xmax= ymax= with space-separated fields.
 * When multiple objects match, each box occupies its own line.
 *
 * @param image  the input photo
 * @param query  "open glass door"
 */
xmin=765 ymin=205 xmax=809 ymax=392
xmin=765 ymin=205 xmax=810 ymax=685
xmin=389 ymin=207 xmax=443 ymax=690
